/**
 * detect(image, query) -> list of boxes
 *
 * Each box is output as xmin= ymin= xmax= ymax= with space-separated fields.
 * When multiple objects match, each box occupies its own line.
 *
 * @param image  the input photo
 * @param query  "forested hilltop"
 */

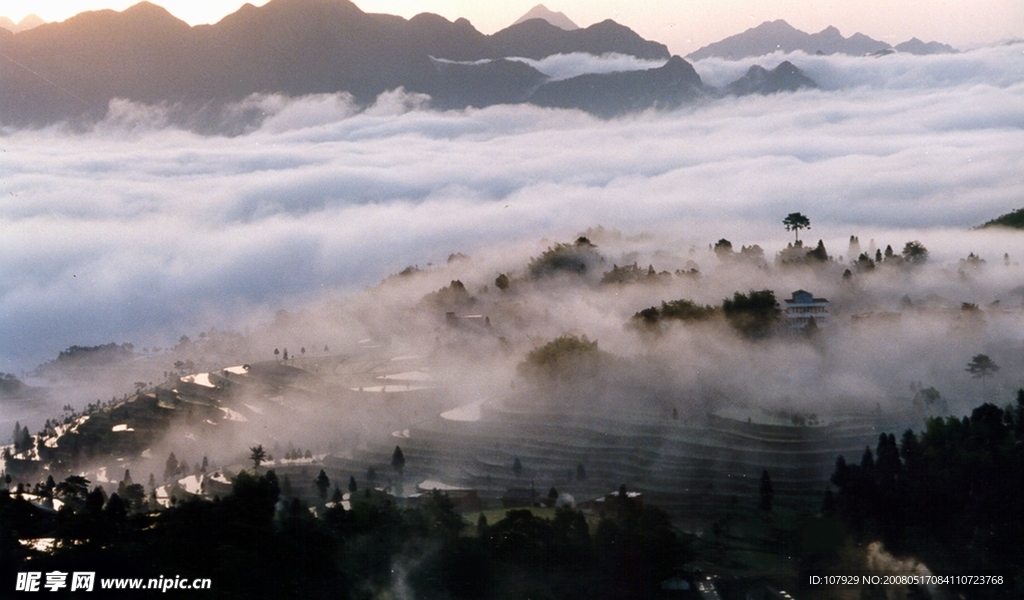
xmin=980 ymin=207 xmax=1024 ymax=229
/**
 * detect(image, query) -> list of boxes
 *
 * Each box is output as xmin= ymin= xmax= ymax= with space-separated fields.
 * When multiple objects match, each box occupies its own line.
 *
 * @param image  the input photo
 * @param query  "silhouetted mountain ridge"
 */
xmin=530 ymin=55 xmax=707 ymax=117
xmin=0 ymin=0 xmax=822 ymax=124
xmin=725 ymin=61 xmax=818 ymax=96
xmin=428 ymin=58 xmax=549 ymax=110
xmin=894 ymin=38 xmax=958 ymax=55
xmin=0 ymin=0 xmax=675 ymax=124
xmin=491 ymin=18 xmax=667 ymax=60
xmin=687 ymin=19 xmax=956 ymax=60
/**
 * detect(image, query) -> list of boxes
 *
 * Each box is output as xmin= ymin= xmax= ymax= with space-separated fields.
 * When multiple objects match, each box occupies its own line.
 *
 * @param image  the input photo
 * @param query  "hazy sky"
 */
xmin=4 ymin=1 xmax=1022 ymax=53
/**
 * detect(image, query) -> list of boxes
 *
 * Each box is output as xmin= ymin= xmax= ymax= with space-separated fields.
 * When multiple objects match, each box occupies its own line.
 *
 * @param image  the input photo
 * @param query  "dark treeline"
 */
xmin=0 ymin=471 xmax=686 ymax=599
xmin=827 ymin=392 xmax=1024 ymax=598
xmin=632 ymin=290 xmax=782 ymax=339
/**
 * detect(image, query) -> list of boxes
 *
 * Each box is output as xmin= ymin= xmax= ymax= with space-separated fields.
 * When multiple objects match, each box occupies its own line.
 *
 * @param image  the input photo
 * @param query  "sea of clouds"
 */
xmin=0 ymin=44 xmax=1021 ymax=371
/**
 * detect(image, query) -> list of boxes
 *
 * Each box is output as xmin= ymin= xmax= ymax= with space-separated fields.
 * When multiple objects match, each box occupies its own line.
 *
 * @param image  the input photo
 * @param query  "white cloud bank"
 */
xmin=507 ymin=52 xmax=669 ymax=80
xmin=0 ymin=45 xmax=1021 ymax=370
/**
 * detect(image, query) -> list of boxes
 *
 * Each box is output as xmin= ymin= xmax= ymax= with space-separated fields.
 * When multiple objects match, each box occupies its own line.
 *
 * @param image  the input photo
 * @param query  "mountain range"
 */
xmin=0 ymin=0 xmax=676 ymax=124
xmin=687 ymin=19 xmax=956 ymax=60
xmin=0 ymin=1 xmax=823 ymax=125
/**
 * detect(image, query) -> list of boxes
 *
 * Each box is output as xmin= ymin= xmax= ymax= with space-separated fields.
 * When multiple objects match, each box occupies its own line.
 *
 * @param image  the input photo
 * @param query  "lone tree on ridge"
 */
xmin=314 ymin=469 xmax=331 ymax=501
xmin=391 ymin=446 xmax=405 ymax=475
xmin=966 ymin=354 xmax=999 ymax=399
xmin=783 ymin=212 xmax=811 ymax=242
xmin=249 ymin=444 xmax=267 ymax=471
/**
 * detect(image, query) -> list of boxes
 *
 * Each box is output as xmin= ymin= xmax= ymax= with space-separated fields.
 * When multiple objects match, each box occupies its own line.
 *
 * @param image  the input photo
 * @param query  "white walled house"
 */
xmin=785 ymin=290 xmax=829 ymax=329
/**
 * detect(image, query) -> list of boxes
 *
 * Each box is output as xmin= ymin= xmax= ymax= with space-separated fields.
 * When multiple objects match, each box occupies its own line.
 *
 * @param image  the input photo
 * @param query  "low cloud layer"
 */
xmin=507 ymin=52 xmax=669 ymax=80
xmin=0 ymin=45 xmax=1022 ymax=371
xmin=432 ymin=52 xmax=668 ymax=82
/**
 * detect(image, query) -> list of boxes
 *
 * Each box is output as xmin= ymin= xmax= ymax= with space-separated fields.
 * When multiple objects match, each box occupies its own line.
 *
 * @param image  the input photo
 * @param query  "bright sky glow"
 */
xmin=3 ymin=1 xmax=1022 ymax=53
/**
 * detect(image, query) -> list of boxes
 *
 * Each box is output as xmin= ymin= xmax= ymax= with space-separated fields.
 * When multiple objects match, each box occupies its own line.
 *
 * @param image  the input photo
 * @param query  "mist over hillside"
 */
xmin=1 ymin=43 xmax=1021 ymax=379
xmin=4 ymin=211 xmax=1023 ymax=577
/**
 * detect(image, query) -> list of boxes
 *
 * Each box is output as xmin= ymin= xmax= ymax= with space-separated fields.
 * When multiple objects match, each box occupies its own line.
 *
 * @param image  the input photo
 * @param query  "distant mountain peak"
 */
xmin=725 ymin=60 xmax=817 ymax=96
xmin=758 ymin=20 xmax=798 ymax=31
xmin=122 ymin=1 xmax=181 ymax=18
xmin=513 ymin=4 xmax=579 ymax=31
xmin=894 ymin=37 xmax=958 ymax=55
xmin=0 ymin=13 xmax=45 ymax=33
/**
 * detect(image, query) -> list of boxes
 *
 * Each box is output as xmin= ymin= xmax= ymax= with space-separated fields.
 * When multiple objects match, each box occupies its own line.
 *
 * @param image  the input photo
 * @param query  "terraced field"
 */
xmin=324 ymin=395 xmax=891 ymax=518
